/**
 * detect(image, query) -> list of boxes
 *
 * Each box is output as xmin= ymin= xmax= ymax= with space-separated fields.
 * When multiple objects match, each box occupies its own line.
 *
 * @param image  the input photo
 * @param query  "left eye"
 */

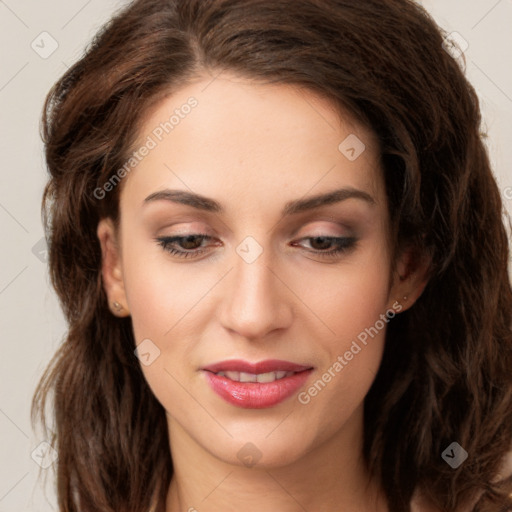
xmin=292 ymin=235 xmax=358 ymax=259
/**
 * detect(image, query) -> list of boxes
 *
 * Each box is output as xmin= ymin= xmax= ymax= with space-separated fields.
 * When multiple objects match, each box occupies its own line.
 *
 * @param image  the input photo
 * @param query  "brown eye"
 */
xmin=293 ymin=236 xmax=358 ymax=259
xmin=308 ymin=236 xmax=336 ymax=250
xmin=155 ymin=234 xmax=214 ymax=258
xmin=178 ymin=235 xmax=206 ymax=250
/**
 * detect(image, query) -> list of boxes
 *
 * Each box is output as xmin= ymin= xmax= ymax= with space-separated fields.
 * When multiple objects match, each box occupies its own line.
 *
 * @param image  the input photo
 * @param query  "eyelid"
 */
xmin=293 ymin=220 xmax=353 ymax=238
xmin=155 ymin=223 xmax=217 ymax=237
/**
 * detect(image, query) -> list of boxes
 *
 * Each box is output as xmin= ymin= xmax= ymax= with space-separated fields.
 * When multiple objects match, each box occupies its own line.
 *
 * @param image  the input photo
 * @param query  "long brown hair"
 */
xmin=32 ymin=0 xmax=512 ymax=510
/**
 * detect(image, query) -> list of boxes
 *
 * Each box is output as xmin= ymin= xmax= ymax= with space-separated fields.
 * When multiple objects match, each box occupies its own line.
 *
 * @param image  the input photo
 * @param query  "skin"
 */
xmin=98 ymin=72 xmax=429 ymax=512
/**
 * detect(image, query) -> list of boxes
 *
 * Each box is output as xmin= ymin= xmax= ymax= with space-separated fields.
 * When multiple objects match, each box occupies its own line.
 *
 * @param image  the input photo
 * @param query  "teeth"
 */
xmin=216 ymin=370 xmax=295 ymax=383
xmin=239 ymin=371 xmax=257 ymax=382
xmin=225 ymin=371 xmax=240 ymax=381
xmin=257 ymin=372 xmax=276 ymax=383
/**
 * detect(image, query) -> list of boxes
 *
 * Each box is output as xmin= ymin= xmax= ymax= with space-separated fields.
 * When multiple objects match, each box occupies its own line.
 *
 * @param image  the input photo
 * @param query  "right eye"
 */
xmin=155 ymin=233 xmax=216 ymax=259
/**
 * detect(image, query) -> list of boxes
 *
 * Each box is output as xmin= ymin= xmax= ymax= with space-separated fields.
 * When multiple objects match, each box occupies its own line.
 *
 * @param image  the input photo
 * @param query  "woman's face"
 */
xmin=99 ymin=73 xmax=413 ymax=469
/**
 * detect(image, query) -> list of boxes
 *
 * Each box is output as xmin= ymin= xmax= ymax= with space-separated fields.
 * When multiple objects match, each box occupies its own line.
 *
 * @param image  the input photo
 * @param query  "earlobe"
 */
xmin=97 ymin=218 xmax=130 ymax=317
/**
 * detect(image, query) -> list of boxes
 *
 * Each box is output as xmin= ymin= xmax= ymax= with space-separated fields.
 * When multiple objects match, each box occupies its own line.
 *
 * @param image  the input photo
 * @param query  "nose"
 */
xmin=218 ymin=243 xmax=293 ymax=341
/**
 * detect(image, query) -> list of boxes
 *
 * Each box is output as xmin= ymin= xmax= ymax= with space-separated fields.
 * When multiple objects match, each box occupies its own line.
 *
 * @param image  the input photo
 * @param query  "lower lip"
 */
xmin=203 ymin=370 xmax=313 ymax=409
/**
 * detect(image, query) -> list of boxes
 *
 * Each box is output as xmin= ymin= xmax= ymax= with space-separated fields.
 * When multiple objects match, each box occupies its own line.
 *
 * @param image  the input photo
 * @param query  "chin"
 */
xmin=200 ymin=423 xmax=316 ymax=469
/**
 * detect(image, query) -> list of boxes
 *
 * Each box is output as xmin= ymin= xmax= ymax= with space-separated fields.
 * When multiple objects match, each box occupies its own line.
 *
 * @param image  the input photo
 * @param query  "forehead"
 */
xmin=120 ymin=73 xmax=384 ymax=214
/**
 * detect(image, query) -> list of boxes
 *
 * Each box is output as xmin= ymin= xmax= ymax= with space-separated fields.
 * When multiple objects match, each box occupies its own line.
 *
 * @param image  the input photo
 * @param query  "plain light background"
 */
xmin=0 ymin=1 xmax=511 ymax=510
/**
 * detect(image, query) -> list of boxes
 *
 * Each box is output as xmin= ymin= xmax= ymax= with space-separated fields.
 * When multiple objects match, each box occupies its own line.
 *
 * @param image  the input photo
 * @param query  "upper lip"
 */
xmin=202 ymin=359 xmax=313 ymax=374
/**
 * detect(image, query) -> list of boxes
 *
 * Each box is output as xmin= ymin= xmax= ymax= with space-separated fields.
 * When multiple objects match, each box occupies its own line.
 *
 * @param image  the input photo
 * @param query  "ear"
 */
xmin=388 ymin=244 xmax=431 ymax=313
xmin=97 ymin=218 xmax=130 ymax=317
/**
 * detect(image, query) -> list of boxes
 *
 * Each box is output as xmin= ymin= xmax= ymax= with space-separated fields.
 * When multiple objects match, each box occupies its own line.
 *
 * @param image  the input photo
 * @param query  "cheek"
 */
xmin=121 ymin=250 xmax=204 ymax=413
xmin=120 ymin=242 xmax=217 ymax=393
xmin=294 ymin=239 xmax=392 ymax=414
xmin=303 ymin=237 xmax=392 ymax=343
xmin=121 ymin=240 xmax=212 ymax=342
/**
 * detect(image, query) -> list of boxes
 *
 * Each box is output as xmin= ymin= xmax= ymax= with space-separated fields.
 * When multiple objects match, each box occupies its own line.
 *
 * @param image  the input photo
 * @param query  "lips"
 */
xmin=202 ymin=359 xmax=313 ymax=409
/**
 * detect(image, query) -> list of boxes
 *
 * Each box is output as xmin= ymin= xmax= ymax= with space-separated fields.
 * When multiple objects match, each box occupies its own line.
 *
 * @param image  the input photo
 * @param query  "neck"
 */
xmin=164 ymin=405 xmax=388 ymax=512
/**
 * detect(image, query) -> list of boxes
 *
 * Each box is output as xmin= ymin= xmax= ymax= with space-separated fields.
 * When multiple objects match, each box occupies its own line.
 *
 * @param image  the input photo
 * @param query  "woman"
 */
xmin=31 ymin=0 xmax=512 ymax=511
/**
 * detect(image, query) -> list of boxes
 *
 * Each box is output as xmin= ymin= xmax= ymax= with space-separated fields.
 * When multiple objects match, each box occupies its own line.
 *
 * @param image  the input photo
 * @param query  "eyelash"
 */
xmin=155 ymin=233 xmax=357 ymax=260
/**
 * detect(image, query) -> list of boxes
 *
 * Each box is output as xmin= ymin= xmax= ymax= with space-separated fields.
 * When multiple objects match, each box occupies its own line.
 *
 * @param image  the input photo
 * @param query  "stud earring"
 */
xmin=113 ymin=301 xmax=123 ymax=312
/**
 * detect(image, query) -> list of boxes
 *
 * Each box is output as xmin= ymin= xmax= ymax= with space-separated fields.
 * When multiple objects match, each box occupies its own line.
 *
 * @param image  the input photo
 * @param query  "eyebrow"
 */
xmin=143 ymin=187 xmax=375 ymax=216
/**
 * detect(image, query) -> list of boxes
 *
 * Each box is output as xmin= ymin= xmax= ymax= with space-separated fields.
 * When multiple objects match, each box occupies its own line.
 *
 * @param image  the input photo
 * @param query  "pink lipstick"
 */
xmin=202 ymin=359 xmax=313 ymax=409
